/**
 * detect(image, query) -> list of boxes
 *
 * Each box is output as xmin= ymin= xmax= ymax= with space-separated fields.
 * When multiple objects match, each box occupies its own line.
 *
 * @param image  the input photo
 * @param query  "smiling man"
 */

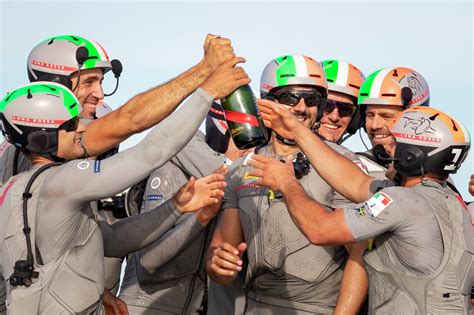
xmin=356 ymin=67 xmax=430 ymax=180
xmin=318 ymin=60 xmax=365 ymax=144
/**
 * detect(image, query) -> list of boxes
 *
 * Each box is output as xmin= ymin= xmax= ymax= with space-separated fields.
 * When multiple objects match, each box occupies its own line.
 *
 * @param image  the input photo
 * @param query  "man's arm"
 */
xmin=83 ymin=35 xmax=236 ymax=155
xmin=248 ymin=155 xmax=355 ymax=245
xmin=44 ymin=57 xmax=249 ymax=206
xmin=206 ymin=208 xmax=247 ymax=285
xmin=257 ymin=99 xmax=373 ymax=203
xmin=100 ymin=173 xmax=226 ymax=257
xmin=334 ymin=242 xmax=368 ymax=315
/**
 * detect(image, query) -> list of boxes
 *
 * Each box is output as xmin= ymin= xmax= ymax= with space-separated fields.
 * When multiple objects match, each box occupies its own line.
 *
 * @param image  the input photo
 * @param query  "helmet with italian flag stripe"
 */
xmin=390 ymin=106 xmax=470 ymax=176
xmin=358 ymin=67 xmax=429 ymax=108
xmin=322 ymin=60 xmax=365 ymax=99
xmin=322 ymin=60 xmax=366 ymax=136
xmin=260 ymin=55 xmax=328 ymax=98
xmin=27 ymin=35 xmax=114 ymax=88
xmin=0 ymin=82 xmax=81 ymax=155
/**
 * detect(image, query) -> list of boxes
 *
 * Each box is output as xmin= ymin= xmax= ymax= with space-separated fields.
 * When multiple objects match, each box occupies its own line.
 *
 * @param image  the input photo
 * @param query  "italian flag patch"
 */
xmin=365 ymin=192 xmax=393 ymax=217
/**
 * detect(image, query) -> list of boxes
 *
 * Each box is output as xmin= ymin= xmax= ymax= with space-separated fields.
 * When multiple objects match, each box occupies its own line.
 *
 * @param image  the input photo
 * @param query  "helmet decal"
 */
xmin=260 ymin=55 xmax=327 ymax=97
xmin=390 ymin=106 xmax=470 ymax=175
xmin=322 ymin=60 xmax=365 ymax=99
xmin=358 ymin=67 xmax=429 ymax=107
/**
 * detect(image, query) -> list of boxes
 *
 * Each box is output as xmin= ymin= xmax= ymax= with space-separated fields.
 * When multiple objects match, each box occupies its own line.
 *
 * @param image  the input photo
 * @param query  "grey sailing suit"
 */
xmin=343 ymin=180 xmax=474 ymax=314
xmin=223 ymin=142 xmax=362 ymax=314
xmin=0 ymin=89 xmax=213 ymax=314
xmin=120 ymin=130 xmax=246 ymax=314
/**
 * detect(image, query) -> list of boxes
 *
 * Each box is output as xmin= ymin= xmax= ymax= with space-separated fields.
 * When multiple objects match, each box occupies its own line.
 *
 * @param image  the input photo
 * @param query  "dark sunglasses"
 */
xmin=58 ymin=117 xmax=80 ymax=132
xmin=324 ymin=99 xmax=355 ymax=117
xmin=269 ymin=89 xmax=322 ymax=108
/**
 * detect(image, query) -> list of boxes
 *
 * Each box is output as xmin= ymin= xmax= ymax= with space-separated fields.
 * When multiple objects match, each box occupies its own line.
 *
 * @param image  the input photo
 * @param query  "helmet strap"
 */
xmin=275 ymin=133 xmax=297 ymax=146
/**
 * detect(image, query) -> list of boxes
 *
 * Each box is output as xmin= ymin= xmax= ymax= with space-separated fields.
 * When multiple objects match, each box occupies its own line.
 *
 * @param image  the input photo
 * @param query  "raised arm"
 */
xmin=44 ymin=58 xmax=249 ymax=205
xmin=257 ymin=99 xmax=373 ymax=203
xmin=83 ymin=35 xmax=236 ymax=155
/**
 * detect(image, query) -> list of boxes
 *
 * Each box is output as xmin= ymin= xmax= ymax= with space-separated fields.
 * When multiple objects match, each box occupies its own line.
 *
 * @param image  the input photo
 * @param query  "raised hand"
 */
xmin=172 ymin=173 xmax=226 ymax=212
xmin=209 ymin=242 xmax=247 ymax=277
xmin=196 ymin=164 xmax=229 ymax=226
xmin=202 ymin=34 xmax=235 ymax=71
xmin=200 ymin=57 xmax=251 ymax=100
xmin=247 ymin=154 xmax=297 ymax=192
xmin=257 ymin=98 xmax=304 ymax=140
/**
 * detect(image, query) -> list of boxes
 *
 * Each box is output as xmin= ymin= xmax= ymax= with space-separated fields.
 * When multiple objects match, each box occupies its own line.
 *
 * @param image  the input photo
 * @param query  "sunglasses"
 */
xmin=269 ymin=89 xmax=322 ymax=108
xmin=324 ymin=99 xmax=355 ymax=117
xmin=58 ymin=117 xmax=80 ymax=132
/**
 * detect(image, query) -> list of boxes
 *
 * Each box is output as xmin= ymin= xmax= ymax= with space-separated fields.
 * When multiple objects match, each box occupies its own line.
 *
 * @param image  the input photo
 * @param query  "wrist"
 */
xmin=196 ymin=208 xmax=213 ymax=227
xmin=197 ymin=58 xmax=212 ymax=77
xmin=280 ymin=178 xmax=301 ymax=198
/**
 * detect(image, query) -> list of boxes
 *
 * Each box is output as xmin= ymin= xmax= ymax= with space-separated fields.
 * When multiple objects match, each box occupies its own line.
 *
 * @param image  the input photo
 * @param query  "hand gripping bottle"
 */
xmin=221 ymin=85 xmax=268 ymax=149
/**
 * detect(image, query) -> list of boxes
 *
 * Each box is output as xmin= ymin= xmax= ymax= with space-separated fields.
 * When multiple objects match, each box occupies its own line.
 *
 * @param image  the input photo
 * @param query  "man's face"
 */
xmin=318 ymin=91 xmax=355 ymax=143
xmin=56 ymin=119 xmax=87 ymax=160
xmin=69 ymin=68 xmax=105 ymax=119
xmin=272 ymin=86 xmax=318 ymax=130
xmin=365 ymin=105 xmax=402 ymax=153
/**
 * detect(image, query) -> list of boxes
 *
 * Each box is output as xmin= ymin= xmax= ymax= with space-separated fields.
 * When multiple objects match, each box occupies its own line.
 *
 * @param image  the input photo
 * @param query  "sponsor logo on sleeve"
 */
xmin=94 ymin=160 xmax=101 ymax=173
xmin=150 ymin=177 xmax=161 ymax=190
xmin=77 ymin=161 xmax=90 ymax=170
xmin=365 ymin=192 xmax=393 ymax=217
xmin=147 ymin=195 xmax=163 ymax=201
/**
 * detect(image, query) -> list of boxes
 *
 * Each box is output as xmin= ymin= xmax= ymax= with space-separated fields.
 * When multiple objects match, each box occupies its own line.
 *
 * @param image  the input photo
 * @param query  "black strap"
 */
xmin=10 ymin=162 xmax=61 ymax=287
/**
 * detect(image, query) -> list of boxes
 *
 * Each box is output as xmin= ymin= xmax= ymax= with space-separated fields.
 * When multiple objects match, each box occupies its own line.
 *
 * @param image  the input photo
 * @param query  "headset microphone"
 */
xmin=373 ymin=144 xmax=397 ymax=163
xmin=104 ymin=59 xmax=122 ymax=96
xmin=71 ymin=46 xmax=89 ymax=92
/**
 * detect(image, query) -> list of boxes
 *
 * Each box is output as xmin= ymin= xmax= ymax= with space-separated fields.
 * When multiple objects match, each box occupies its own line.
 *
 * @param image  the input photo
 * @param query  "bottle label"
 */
xmin=224 ymin=109 xmax=259 ymax=127
xmin=231 ymin=126 xmax=244 ymax=137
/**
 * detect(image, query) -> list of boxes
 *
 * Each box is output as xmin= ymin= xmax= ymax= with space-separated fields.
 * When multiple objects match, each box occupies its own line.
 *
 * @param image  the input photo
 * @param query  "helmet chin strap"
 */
xmin=275 ymin=133 xmax=297 ymax=146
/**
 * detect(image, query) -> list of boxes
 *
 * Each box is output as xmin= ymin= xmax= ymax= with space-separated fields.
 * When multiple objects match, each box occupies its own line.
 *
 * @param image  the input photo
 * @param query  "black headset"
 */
xmin=31 ymin=46 xmax=123 ymax=96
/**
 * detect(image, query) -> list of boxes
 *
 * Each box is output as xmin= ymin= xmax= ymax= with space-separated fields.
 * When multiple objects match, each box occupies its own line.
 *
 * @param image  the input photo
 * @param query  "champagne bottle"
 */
xmin=221 ymin=85 xmax=268 ymax=150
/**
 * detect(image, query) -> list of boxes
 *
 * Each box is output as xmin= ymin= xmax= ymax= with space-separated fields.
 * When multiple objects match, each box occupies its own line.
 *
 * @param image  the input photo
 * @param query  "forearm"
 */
xmin=83 ymin=61 xmax=211 ymax=155
xmin=138 ymin=214 xmax=206 ymax=274
xmin=281 ymin=179 xmax=354 ymax=245
xmin=335 ymin=243 xmax=368 ymax=315
xmin=65 ymin=89 xmax=214 ymax=204
xmin=293 ymin=126 xmax=372 ymax=203
xmin=101 ymin=199 xmax=182 ymax=257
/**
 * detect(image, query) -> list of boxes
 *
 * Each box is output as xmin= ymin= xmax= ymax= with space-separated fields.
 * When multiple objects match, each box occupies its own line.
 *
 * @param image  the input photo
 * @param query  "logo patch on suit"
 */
xmin=94 ymin=160 xmax=101 ymax=173
xmin=147 ymin=195 xmax=163 ymax=201
xmin=365 ymin=192 xmax=393 ymax=217
xmin=77 ymin=161 xmax=90 ymax=170
xmin=150 ymin=177 xmax=161 ymax=189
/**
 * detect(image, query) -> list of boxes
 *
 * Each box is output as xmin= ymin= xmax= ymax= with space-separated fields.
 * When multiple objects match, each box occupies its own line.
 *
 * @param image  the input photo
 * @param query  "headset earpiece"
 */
xmin=75 ymin=46 xmax=89 ymax=65
xmin=395 ymin=144 xmax=425 ymax=176
xmin=401 ymin=87 xmax=413 ymax=107
xmin=25 ymin=130 xmax=58 ymax=154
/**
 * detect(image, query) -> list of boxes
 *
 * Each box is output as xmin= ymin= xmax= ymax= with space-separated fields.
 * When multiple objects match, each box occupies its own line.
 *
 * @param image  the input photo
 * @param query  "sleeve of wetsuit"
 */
xmin=342 ymin=186 xmax=409 ymax=241
xmin=42 ymin=88 xmax=213 ymax=206
xmin=100 ymin=199 xmax=183 ymax=257
xmin=170 ymin=130 xmax=225 ymax=178
xmin=138 ymin=214 xmax=206 ymax=274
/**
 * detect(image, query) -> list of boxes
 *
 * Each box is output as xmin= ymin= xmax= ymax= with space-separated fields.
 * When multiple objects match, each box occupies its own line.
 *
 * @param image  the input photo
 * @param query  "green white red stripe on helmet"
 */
xmin=358 ymin=68 xmax=388 ymax=105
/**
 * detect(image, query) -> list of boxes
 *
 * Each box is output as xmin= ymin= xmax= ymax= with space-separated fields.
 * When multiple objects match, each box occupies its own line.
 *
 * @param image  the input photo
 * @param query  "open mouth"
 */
xmin=74 ymin=137 xmax=82 ymax=144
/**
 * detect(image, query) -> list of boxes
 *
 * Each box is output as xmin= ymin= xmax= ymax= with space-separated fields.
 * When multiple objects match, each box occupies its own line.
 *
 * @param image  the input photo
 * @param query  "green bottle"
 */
xmin=221 ymin=85 xmax=268 ymax=150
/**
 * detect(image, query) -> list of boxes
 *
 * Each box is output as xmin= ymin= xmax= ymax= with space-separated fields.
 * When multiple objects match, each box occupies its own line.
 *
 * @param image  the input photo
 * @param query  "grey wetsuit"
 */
xmin=343 ymin=180 xmax=474 ymax=314
xmin=222 ymin=142 xmax=362 ymax=314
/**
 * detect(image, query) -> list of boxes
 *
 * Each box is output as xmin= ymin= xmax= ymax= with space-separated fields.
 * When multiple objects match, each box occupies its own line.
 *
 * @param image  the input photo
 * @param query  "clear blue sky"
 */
xmin=1 ymin=0 xmax=472 ymax=199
